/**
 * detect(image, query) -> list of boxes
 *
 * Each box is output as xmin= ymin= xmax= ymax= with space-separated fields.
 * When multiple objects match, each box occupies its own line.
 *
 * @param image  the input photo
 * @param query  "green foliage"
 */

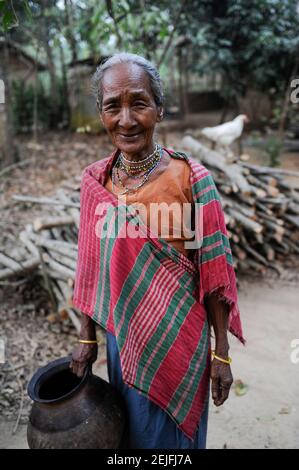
xmin=3 ymin=0 xmax=299 ymax=133
xmin=248 ymin=131 xmax=282 ymax=167
xmin=12 ymin=80 xmax=52 ymax=132
xmin=186 ymin=0 xmax=299 ymax=100
xmin=0 ymin=0 xmax=31 ymax=31
xmin=261 ymin=136 xmax=282 ymax=167
xmin=78 ymin=0 xmax=172 ymax=60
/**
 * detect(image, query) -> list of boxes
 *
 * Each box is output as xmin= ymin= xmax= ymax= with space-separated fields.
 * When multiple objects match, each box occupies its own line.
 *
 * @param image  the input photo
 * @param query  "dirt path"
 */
xmin=207 ymin=276 xmax=299 ymax=449
xmin=1 ymin=276 xmax=298 ymax=449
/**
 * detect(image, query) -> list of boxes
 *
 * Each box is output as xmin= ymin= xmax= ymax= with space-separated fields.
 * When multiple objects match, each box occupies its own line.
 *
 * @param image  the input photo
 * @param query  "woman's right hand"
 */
xmin=69 ymin=343 xmax=98 ymax=378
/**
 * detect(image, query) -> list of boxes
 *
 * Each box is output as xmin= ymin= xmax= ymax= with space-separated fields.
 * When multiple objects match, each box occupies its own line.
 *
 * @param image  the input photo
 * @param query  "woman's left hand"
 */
xmin=210 ymin=359 xmax=233 ymax=406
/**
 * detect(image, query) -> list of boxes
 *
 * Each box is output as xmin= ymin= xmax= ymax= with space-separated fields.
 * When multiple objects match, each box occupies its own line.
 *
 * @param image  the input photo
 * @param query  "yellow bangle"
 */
xmin=211 ymin=350 xmax=232 ymax=365
xmin=78 ymin=339 xmax=99 ymax=344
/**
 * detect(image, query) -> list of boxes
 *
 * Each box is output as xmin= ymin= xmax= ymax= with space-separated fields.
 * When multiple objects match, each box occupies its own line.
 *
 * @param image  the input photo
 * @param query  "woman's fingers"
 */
xmin=69 ymin=359 xmax=81 ymax=377
xmin=69 ymin=344 xmax=98 ymax=377
xmin=69 ymin=359 xmax=79 ymax=375
xmin=70 ymin=359 xmax=88 ymax=378
xmin=217 ymin=373 xmax=233 ymax=405
xmin=77 ymin=361 xmax=88 ymax=378
xmin=211 ymin=360 xmax=233 ymax=406
xmin=217 ymin=380 xmax=232 ymax=405
xmin=211 ymin=375 xmax=220 ymax=405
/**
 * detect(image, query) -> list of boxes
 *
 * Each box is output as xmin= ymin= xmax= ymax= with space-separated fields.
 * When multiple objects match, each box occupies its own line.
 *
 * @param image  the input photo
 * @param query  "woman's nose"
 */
xmin=118 ymin=107 xmax=136 ymax=128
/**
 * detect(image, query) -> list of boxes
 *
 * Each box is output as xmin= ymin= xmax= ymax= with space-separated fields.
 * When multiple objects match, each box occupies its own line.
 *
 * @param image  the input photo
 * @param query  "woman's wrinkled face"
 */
xmin=100 ymin=62 xmax=163 ymax=158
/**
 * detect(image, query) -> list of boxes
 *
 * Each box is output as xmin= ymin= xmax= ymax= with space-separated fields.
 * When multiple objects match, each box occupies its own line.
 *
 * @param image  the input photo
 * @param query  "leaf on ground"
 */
xmin=278 ymin=406 xmax=291 ymax=415
xmin=233 ymin=379 xmax=249 ymax=396
xmin=256 ymin=416 xmax=276 ymax=422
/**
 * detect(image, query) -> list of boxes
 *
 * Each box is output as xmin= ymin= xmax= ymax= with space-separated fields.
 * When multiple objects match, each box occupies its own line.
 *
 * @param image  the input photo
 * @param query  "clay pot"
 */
xmin=27 ymin=356 xmax=128 ymax=449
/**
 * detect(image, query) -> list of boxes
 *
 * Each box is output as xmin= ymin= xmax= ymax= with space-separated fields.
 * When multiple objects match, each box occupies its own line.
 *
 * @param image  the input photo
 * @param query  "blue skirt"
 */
xmin=106 ymin=331 xmax=209 ymax=449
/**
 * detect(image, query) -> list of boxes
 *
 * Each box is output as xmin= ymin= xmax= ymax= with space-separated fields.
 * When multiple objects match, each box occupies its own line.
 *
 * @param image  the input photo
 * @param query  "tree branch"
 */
xmin=105 ymin=0 xmax=123 ymax=49
xmin=157 ymin=1 xmax=186 ymax=69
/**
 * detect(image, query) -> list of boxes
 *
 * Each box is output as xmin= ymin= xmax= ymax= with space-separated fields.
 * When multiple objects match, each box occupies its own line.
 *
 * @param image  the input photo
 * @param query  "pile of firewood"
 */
xmin=182 ymin=136 xmax=299 ymax=274
xmin=0 ymin=183 xmax=82 ymax=332
xmin=1 ymin=138 xmax=299 ymax=331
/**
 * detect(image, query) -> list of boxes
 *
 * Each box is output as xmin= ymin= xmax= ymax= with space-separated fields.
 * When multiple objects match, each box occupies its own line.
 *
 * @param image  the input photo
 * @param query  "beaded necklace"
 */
xmin=119 ymin=143 xmax=160 ymax=176
xmin=112 ymin=144 xmax=163 ymax=195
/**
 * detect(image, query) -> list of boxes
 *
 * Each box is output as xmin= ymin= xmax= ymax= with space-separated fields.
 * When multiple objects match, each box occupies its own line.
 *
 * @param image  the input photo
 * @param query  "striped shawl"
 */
xmin=72 ymin=147 xmax=245 ymax=440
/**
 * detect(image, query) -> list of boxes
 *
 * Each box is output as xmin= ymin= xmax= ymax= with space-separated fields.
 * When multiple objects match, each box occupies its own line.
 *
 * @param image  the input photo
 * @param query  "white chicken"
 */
xmin=201 ymin=114 xmax=249 ymax=159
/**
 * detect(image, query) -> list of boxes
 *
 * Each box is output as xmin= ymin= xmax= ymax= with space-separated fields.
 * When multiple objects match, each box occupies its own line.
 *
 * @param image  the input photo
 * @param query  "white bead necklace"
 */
xmin=112 ymin=145 xmax=163 ymax=195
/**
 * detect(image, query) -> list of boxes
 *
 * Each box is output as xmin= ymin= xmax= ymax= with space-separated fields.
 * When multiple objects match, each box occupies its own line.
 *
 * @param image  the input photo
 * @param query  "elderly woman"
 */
xmin=70 ymin=52 xmax=244 ymax=449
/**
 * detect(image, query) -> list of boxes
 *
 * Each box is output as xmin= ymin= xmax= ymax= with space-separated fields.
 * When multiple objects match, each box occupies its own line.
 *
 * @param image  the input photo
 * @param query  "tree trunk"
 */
xmin=0 ymin=38 xmax=18 ymax=169
xmin=278 ymin=56 xmax=299 ymax=141
xmin=64 ymin=0 xmax=78 ymax=63
xmin=41 ymin=0 xmax=60 ymax=128
xmin=45 ymin=39 xmax=59 ymax=128
xmin=33 ymin=43 xmax=41 ymax=144
xmin=58 ymin=38 xmax=70 ymax=126
xmin=177 ymin=49 xmax=188 ymax=118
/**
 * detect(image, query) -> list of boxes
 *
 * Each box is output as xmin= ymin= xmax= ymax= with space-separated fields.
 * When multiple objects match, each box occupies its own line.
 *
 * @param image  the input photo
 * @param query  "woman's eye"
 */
xmin=134 ymin=102 xmax=146 ymax=107
xmin=104 ymin=105 xmax=118 ymax=112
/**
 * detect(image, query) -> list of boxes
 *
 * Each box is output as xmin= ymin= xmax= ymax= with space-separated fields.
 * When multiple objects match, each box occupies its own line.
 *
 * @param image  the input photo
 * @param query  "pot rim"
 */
xmin=27 ymin=356 xmax=90 ymax=404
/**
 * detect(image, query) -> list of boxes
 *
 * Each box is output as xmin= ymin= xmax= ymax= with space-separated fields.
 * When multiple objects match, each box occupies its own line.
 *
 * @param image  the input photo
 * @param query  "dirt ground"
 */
xmin=207 ymin=275 xmax=299 ymax=449
xmin=0 ymin=127 xmax=298 ymax=449
xmin=0 ymin=274 xmax=298 ymax=449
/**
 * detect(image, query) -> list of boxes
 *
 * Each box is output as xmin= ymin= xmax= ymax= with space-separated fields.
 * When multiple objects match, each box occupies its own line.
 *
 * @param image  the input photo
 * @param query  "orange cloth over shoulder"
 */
xmin=104 ymin=149 xmax=195 ymax=261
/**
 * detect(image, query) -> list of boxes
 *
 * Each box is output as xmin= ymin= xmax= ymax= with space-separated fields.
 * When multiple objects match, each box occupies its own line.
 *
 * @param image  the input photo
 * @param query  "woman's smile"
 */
xmin=118 ymin=131 xmax=143 ymax=140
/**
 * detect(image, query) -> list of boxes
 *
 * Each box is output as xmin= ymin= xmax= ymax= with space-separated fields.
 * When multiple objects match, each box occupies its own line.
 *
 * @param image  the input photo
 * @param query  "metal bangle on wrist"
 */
xmin=211 ymin=350 xmax=232 ymax=365
xmin=78 ymin=339 xmax=99 ymax=344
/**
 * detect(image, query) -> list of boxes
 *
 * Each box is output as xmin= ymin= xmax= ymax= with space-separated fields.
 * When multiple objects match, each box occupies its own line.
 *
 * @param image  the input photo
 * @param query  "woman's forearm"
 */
xmin=205 ymin=293 xmax=230 ymax=357
xmin=79 ymin=313 xmax=97 ymax=340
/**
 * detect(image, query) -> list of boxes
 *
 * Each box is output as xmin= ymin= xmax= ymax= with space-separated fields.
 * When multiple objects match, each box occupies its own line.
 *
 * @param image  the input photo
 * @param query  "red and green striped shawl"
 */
xmin=72 ymin=147 xmax=245 ymax=441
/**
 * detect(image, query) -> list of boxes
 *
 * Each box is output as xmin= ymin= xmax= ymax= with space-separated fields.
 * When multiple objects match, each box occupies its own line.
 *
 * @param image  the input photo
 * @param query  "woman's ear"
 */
xmin=157 ymin=106 xmax=164 ymax=122
xmin=98 ymin=105 xmax=103 ymax=123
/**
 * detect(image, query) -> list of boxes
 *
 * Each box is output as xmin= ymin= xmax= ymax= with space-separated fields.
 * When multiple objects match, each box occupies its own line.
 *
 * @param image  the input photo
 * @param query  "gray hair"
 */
xmin=91 ymin=52 xmax=164 ymax=111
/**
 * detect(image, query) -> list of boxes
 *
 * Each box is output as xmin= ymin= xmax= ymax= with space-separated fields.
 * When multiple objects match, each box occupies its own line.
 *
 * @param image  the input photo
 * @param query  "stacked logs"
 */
xmin=182 ymin=136 xmax=299 ymax=274
xmin=1 ymin=138 xmax=299 ymax=330
xmin=0 ymin=184 xmax=82 ymax=332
